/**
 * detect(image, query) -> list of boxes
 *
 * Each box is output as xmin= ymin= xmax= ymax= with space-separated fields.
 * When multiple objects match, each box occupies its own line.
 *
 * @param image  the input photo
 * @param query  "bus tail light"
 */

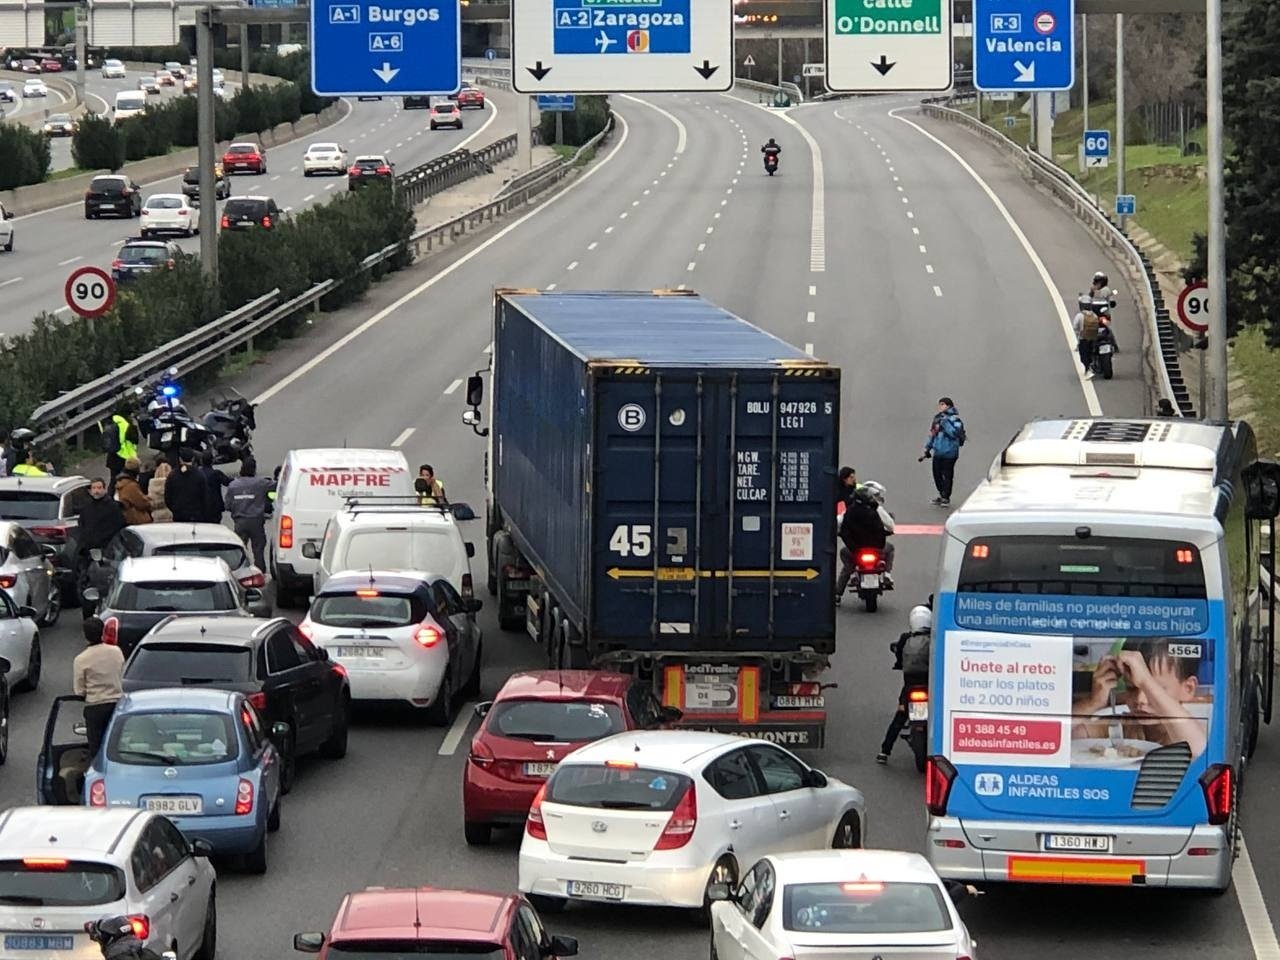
xmin=924 ymin=756 xmax=956 ymax=816
xmin=1199 ymin=763 xmax=1232 ymax=825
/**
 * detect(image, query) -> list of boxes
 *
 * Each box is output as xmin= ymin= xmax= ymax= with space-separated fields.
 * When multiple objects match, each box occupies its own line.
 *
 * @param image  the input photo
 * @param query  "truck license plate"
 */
xmin=567 ymin=881 xmax=624 ymax=900
xmin=774 ymin=696 xmax=824 ymax=708
xmin=1043 ymin=834 xmax=1112 ymax=852
xmin=908 ymin=702 xmax=928 ymax=722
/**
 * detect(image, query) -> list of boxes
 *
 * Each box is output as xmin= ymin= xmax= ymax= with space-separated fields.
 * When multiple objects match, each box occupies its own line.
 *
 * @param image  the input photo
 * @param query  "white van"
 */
xmin=113 ymin=90 xmax=146 ymax=123
xmin=307 ymin=502 xmax=476 ymax=598
xmin=270 ymin=448 xmax=413 ymax=607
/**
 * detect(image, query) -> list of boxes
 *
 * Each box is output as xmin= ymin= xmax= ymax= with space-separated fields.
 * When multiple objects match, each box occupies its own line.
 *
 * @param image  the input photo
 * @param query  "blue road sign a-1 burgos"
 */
xmin=974 ymin=0 xmax=1074 ymax=91
xmin=311 ymin=0 xmax=460 ymax=97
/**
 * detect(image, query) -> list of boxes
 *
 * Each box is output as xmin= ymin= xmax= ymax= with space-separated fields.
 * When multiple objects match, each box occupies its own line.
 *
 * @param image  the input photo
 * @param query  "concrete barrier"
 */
xmin=0 ymin=98 xmax=349 ymax=217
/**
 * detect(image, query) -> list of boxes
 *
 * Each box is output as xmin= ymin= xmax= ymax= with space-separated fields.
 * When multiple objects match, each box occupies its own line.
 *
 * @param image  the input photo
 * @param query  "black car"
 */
xmin=402 ymin=95 xmax=430 ymax=110
xmin=0 ymin=83 xmax=17 ymax=104
xmin=121 ymin=616 xmax=351 ymax=792
xmin=220 ymin=196 xmax=281 ymax=231
xmin=0 ymin=476 xmax=91 ymax=593
xmin=84 ymin=175 xmax=143 ymax=219
xmin=110 ymin=238 xmax=181 ymax=283
xmin=182 ymin=165 xmax=230 ymax=203
xmin=347 ymin=155 xmax=394 ymax=191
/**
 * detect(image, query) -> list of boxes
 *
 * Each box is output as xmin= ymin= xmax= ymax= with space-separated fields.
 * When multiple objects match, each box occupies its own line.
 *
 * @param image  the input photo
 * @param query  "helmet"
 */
xmin=908 ymin=605 xmax=932 ymax=633
xmin=859 ymin=480 xmax=886 ymax=504
xmin=84 ymin=916 xmax=141 ymax=947
xmin=1092 ymin=271 xmax=1109 ymax=287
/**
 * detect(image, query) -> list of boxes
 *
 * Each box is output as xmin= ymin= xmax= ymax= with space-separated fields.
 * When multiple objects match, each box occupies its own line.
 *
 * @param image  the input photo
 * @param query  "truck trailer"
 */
xmin=461 ymin=289 xmax=842 ymax=747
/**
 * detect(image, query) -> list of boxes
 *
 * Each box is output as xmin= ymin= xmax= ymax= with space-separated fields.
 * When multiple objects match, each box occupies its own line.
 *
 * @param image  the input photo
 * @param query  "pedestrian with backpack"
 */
xmin=919 ymin=397 xmax=965 ymax=507
xmin=1072 ymin=295 xmax=1103 ymax=379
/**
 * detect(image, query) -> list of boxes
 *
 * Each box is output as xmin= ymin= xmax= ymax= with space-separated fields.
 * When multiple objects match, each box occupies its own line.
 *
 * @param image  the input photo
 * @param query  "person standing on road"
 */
xmin=113 ymin=459 xmax=152 ymax=526
xmin=148 ymin=462 xmax=173 ymax=523
xmin=417 ymin=464 xmax=446 ymax=504
xmin=225 ymin=458 xmax=275 ymax=570
xmin=920 ymin=397 xmax=964 ymax=507
xmin=73 ymin=615 xmax=124 ymax=760
xmin=196 ymin=450 xmax=230 ymax=524
xmin=836 ymin=466 xmax=858 ymax=510
xmin=105 ymin=406 xmax=138 ymax=497
xmin=164 ymin=449 xmax=206 ymax=523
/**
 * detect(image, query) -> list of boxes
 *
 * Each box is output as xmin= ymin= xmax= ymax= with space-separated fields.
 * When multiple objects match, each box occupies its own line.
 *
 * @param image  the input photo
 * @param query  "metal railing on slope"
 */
xmin=918 ymin=99 xmax=1190 ymax=416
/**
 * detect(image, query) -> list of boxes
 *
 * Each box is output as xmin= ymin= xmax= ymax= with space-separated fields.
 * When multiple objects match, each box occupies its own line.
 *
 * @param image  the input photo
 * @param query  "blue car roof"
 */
xmin=117 ymin=688 xmax=239 ymax=713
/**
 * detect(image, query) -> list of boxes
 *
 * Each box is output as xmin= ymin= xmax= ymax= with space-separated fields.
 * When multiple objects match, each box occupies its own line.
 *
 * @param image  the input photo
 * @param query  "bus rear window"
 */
xmin=958 ymin=536 xmax=1207 ymax=599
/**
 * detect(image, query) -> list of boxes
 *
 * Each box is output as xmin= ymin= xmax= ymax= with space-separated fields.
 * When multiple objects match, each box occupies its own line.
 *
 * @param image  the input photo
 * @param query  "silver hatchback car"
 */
xmin=0 ymin=521 xmax=60 ymax=626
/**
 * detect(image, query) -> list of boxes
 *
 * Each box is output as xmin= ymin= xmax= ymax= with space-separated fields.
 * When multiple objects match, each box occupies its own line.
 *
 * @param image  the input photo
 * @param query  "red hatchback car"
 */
xmin=222 ymin=141 xmax=267 ymax=174
xmin=462 ymin=670 xmax=679 ymax=844
xmin=294 ymin=886 xmax=579 ymax=960
xmin=457 ymin=85 xmax=485 ymax=109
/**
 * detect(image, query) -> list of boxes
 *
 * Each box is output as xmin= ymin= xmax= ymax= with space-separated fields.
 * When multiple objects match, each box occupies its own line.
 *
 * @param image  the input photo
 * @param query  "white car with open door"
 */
xmin=517 ymin=731 xmax=866 ymax=915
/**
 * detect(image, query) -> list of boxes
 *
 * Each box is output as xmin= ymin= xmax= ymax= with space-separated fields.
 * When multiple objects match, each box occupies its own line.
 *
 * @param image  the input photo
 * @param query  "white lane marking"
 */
xmin=720 ymin=199 xmax=727 ymax=206
xmin=57 ymin=256 xmax=82 ymax=266
xmin=933 ymin=285 xmax=943 ymax=297
xmin=325 ymin=183 xmax=335 ymax=190
xmin=1235 ymin=838 xmax=1280 ymax=960
xmin=443 ymin=378 xmax=463 ymax=395
xmin=926 ymin=264 xmax=935 ymax=274
xmin=919 ymin=245 xmax=927 ymax=253
xmin=697 ymin=242 xmax=706 ymax=252
xmin=643 ymin=189 xmax=650 ymax=195
xmin=890 ymin=106 xmax=1103 ymax=417
xmin=302 ymin=194 xmax=315 ymax=203
xmin=271 ymin=175 xmax=280 ymax=181
xmin=632 ymin=199 xmax=640 ymax=206
xmin=677 ymin=283 xmax=687 ymax=290
xmin=714 ymin=212 xmax=721 ymax=219
xmin=546 ymin=282 xmax=557 ymax=290
xmin=483 ymin=341 xmax=493 ymax=354
xmin=391 ymin=427 xmax=415 ymax=447
xmin=901 ymin=196 xmax=909 ymax=204
xmin=809 ymin=285 xmax=817 ymax=296
xmin=253 ymin=111 xmax=633 ymax=406
xmin=567 ymin=261 xmax=578 ymax=271
xmin=0 ymin=277 xmax=23 ymax=288
xmin=620 ymin=94 xmax=686 ymax=154
xmin=54 ymin=305 xmax=71 ymax=315
xmin=804 ymin=342 xmax=814 ymax=355
xmin=912 ymin=227 xmax=920 ymax=235
xmin=725 ymin=188 xmax=733 ymax=195
xmin=605 ymin=226 xmax=614 ymax=233
xmin=687 ymin=261 xmax=696 ymax=271
xmin=897 ymin=185 xmax=905 ymax=192
xmin=395 ymin=141 xmax=403 ymax=148
xmin=587 ymin=241 xmax=598 ymax=250
xmin=706 ymin=227 xmax=714 ymax=234
xmin=806 ymin=311 xmax=816 ymax=323
xmin=290 ymin=166 xmax=298 ymax=173
xmin=437 ymin=703 xmax=475 ymax=756
xmin=893 ymin=175 xmax=900 ymax=182
xmin=906 ymin=211 xmax=914 ymax=219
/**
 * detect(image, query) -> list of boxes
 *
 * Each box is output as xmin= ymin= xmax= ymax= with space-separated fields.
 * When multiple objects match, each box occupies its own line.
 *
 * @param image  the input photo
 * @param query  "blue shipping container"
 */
xmin=490 ymin=290 xmax=841 ymax=656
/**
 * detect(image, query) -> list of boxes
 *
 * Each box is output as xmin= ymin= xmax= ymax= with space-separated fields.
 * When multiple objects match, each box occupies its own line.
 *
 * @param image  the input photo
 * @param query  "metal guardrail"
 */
xmin=398 ymin=134 xmax=518 ymax=205
xmin=919 ymin=99 xmax=1190 ymax=417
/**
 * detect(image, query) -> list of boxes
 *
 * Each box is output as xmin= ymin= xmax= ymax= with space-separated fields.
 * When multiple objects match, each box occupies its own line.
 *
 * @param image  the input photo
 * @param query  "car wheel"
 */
xmin=193 ymin=891 xmax=216 ymax=960
xmin=831 ymin=812 xmax=861 ymax=849
xmin=463 ymin=821 xmax=491 ymax=846
xmin=319 ymin=693 xmax=350 ymax=759
xmin=267 ymin=797 xmax=281 ymax=832
xmin=39 ymin=584 xmax=59 ymax=627
xmin=15 ymin=633 xmax=40 ymax=693
xmin=696 ymin=856 xmax=738 ymax=926
xmin=528 ymin=894 xmax=566 ymax=914
xmin=0 ymin=687 xmax=9 ymax=765
xmin=243 ymin=832 xmax=267 ymax=874
xmin=85 ymin=209 xmax=94 ymax=220
xmin=460 ymin=638 xmax=482 ymax=697
xmin=279 ymin=727 xmax=297 ymax=795
xmin=3 ymin=234 xmax=11 ymax=253
xmin=423 ymin=667 xmax=454 ymax=727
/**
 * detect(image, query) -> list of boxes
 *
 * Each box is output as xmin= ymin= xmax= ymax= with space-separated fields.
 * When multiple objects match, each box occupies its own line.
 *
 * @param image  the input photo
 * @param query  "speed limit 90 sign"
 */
xmin=64 ymin=265 xmax=116 ymax=319
xmin=1176 ymin=281 xmax=1210 ymax=335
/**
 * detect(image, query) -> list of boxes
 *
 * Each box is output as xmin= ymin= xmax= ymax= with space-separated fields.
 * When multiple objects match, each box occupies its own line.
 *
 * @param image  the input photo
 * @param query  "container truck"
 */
xmin=460 ymin=290 xmax=841 ymax=747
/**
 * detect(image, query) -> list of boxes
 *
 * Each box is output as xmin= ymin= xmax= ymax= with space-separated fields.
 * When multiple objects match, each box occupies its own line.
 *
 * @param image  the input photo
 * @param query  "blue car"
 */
xmin=85 ymin=688 xmax=286 ymax=873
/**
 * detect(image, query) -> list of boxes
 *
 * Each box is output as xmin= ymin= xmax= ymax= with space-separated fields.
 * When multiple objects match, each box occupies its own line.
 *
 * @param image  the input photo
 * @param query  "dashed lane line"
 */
xmin=437 ymin=704 xmax=476 ymax=755
xmin=443 ymin=379 xmax=463 ymax=395
xmin=391 ymin=427 xmax=415 ymax=447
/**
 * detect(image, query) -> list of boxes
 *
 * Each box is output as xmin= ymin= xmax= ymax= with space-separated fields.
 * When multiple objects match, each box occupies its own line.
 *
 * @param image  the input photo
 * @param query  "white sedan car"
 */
xmin=0 ymin=586 xmax=42 ymax=696
xmin=518 ymin=731 xmax=866 ymax=914
xmin=303 ymin=141 xmax=348 ymax=175
xmin=21 ymin=79 xmax=47 ymax=98
xmin=710 ymin=850 xmax=977 ymax=960
xmin=100 ymin=58 xmax=126 ymax=78
xmin=140 ymin=193 xmax=200 ymax=237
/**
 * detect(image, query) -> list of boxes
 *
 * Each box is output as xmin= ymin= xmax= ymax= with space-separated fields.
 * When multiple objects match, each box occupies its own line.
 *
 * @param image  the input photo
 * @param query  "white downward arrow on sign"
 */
xmin=1013 ymin=60 xmax=1036 ymax=83
xmin=373 ymin=62 xmax=400 ymax=84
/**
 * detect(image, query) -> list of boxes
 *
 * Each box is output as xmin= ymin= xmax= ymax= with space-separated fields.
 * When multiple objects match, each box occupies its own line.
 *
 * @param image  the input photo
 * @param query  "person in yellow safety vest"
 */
xmin=106 ymin=408 xmax=138 ymax=497
xmin=12 ymin=449 xmax=53 ymax=477
xmin=416 ymin=464 xmax=445 ymax=505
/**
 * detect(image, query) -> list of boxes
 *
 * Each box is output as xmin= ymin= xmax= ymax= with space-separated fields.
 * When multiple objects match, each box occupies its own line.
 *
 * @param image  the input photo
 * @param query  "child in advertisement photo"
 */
xmin=1071 ymin=637 xmax=1208 ymax=761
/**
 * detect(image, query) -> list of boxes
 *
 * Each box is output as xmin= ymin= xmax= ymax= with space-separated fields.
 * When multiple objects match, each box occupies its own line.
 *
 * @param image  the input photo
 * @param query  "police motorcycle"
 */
xmin=133 ymin=369 xmax=215 ymax=462
xmin=201 ymin=386 xmax=256 ymax=463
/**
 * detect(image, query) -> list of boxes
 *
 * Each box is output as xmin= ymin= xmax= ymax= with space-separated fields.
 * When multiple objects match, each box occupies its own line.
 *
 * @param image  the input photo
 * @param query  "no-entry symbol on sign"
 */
xmin=1034 ymin=10 xmax=1056 ymax=33
xmin=1176 ymin=281 xmax=1210 ymax=335
xmin=64 ymin=265 xmax=116 ymax=318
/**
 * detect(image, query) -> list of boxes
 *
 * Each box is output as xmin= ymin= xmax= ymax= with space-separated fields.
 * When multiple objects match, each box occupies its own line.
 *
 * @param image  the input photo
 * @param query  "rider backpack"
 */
xmin=950 ymin=415 xmax=966 ymax=447
xmin=1080 ymin=311 xmax=1100 ymax=341
xmin=900 ymin=630 xmax=931 ymax=675
xmin=99 ymin=421 xmax=119 ymax=454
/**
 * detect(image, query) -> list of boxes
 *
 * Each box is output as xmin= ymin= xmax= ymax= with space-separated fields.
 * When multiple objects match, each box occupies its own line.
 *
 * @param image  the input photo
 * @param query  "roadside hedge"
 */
xmin=1 ymin=182 xmax=416 ymax=447
xmin=0 ymin=124 xmax=53 ymax=190
xmin=539 ymin=95 xmax=611 ymax=147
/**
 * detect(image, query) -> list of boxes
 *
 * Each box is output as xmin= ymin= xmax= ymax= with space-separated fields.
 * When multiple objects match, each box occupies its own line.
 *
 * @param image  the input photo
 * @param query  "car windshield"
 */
xmin=546 ymin=765 xmax=691 ymax=810
xmin=49 ymin=114 xmax=70 ymax=123
xmin=148 ymin=197 xmax=182 ymax=209
xmin=116 ymin=97 xmax=143 ymax=109
xmin=108 ymin=711 xmax=236 ymax=765
xmin=153 ymin=543 xmax=248 ymax=570
xmin=228 ymin=145 xmax=255 ymax=154
xmin=783 ymin=881 xmax=952 ymax=934
xmin=109 ymin=579 xmax=237 ymax=611
xmin=356 ymin=159 xmax=385 ymax=168
xmin=182 ymin=169 xmax=200 ymax=183
xmin=328 ymin=944 xmax=505 ymax=960
xmin=309 ymin=144 xmax=338 ymax=153
xmin=0 ymin=861 xmax=126 ymax=907
xmin=433 ymin=105 xmax=455 ymax=112
xmin=127 ymin=643 xmax=255 ymax=683
xmin=488 ymin=699 xmax=624 ymax=742
xmin=0 ymin=492 xmax=60 ymax=520
xmin=119 ymin=246 xmax=169 ymax=264
xmin=310 ymin=592 xmax=425 ymax=628
xmin=224 ymin=200 xmax=264 ymax=216
xmin=140 ymin=76 xmax=155 ymax=83
xmin=341 ymin=530 xmax=455 ymax=573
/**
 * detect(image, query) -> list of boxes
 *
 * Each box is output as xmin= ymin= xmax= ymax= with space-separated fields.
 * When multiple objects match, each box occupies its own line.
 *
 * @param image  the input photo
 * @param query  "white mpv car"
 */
xmin=518 ymin=731 xmax=866 ymax=914
xmin=0 ymin=807 xmax=216 ymax=960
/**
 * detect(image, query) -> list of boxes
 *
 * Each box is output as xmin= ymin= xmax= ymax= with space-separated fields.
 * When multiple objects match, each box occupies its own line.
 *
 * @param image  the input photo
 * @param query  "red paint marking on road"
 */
xmin=896 ymin=524 xmax=945 ymax=536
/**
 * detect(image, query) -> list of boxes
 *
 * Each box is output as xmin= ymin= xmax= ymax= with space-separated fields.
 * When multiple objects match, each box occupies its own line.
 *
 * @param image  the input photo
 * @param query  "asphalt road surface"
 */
xmin=5 ymin=91 xmax=1276 ymax=960
xmin=0 ymin=87 xmax=509 ymax=335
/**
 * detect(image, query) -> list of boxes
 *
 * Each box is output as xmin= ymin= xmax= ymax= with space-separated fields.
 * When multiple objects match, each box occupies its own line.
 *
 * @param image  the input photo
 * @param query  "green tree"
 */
xmin=0 ymin=125 xmax=52 ymax=188
xmin=71 ymin=114 xmax=125 ymax=172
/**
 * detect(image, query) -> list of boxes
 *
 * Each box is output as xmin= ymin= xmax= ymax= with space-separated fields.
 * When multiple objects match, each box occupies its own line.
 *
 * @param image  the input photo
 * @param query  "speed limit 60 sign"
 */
xmin=1176 ymin=281 xmax=1210 ymax=335
xmin=64 ymin=265 xmax=115 ymax=318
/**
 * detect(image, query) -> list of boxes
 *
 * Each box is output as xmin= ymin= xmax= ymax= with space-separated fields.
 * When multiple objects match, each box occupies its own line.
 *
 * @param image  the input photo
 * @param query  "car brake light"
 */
xmin=127 ymin=916 xmax=149 ymax=940
xmin=165 ymin=259 xmax=175 ymax=269
xmin=110 ymin=259 xmax=124 ymax=271
xmin=234 ymin=778 xmax=254 ymax=815
xmin=355 ymin=588 xmax=379 ymax=598
xmin=248 ymin=691 xmax=267 ymax=711
xmin=461 ymin=573 xmax=474 ymax=601
xmin=654 ymin=783 xmax=696 ymax=850
xmin=468 ymin=738 xmax=494 ymax=768
xmin=89 ymin=780 xmax=107 ymax=807
xmin=841 ymin=882 xmax=884 ymax=894
xmin=526 ymin=783 xmax=548 ymax=840
xmin=141 ymin=208 xmax=149 ymax=215
xmin=1200 ymin=763 xmax=1232 ymax=825
xmin=220 ymin=214 xmax=230 ymax=229
xmin=605 ymin=759 xmax=637 ymax=769
xmin=279 ymin=515 xmax=294 ymax=549
xmin=261 ymin=215 xmax=272 ymax=228
xmin=29 ymin=524 xmax=68 ymax=542
xmin=415 ymin=623 xmax=443 ymax=648
xmin=907 ymin=688 xmax=928 ymax=703
xmin=298 ymin=621 xmax=314 ymax=641
xmin=177 ymin=209 xmax=188 ymax=216
xmin=22 ymin=858 xmax=68 ymax=869
xmin=101 ymin=616 xmax=119 ymax=646
xmin=925 ymin=756 xmax=957 ymax=817
xmin=348 ymin=165 xmax=360 ymax=175
xmin=0 ymin=574 xmax=15 ymax=590
xmin=856 ymin=549 xmax=881 ymax=570
xmin=376 ymin=165 xmax=391 ymax=174
xmin=239 ymin=572 xmax=266 ymax=588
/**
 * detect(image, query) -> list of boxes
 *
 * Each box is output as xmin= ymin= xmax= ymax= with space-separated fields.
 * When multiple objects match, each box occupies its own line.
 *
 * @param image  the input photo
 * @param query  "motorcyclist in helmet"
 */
xmin=761 ymin=137 xmax=781 ymax=166
xmin=84 ymin=917 xmax=165 ymax=960
xmin=835 ymin=480 xmax=895 ymax=603
xmin=1090 ymin=271 xmax=1109 ymax=295
xmin=876 ymin=603 xmax=933 ymax=764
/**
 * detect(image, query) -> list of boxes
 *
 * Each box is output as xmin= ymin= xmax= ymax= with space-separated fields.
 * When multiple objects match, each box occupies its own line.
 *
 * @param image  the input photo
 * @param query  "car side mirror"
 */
xmin=548 ymin=935 xmax=578 ymax=958
xmin=162 ymin=952 xmax=177 ymax=960
xmin=462 ymin=409 xmax=481 ymax=426
xmin=272 ymin=721 xmax=290 ymax=739
xmin=301 ymin=543 xmax=320 ymax=560
xmin=466 ymin=374 xmax=484 ymax=407
xmin=40 ymin=544 xmax=57 ymax=558
xmin=190 ymin=838 xmax=214 ymax=858
xmin=451 ymin=502 xmax=476 ymax=522
xmin=465 ymin=541 xmax=476 ymax=558
xmin=89 ymin=548 xmax=104 ymax=562
xmin=17 ymin=606 xmax=36 ymax=620
xmin=0 ymin=657 xmax=9 ymax=675
xmin=805 ymin=768 xmax=829 ymax=788
xmin=474 ymin=701 xmax=492 ymax=718
xmin=73 ymin=720 xmax=87 ymax=736
xmin=293 ymin=933 xmax=325 ymax=953
xmin=81 ymin=588 xmax=100 ymax=604
xmin=466 ymin=598 xmax=483 ymax=615
xmin=658 ymin=705 xmax=683 ymax=724
xmin=706 ymin=883 xmax=732 ymax=902
xmin=2 ymin=210 xmax=12 ymax=220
